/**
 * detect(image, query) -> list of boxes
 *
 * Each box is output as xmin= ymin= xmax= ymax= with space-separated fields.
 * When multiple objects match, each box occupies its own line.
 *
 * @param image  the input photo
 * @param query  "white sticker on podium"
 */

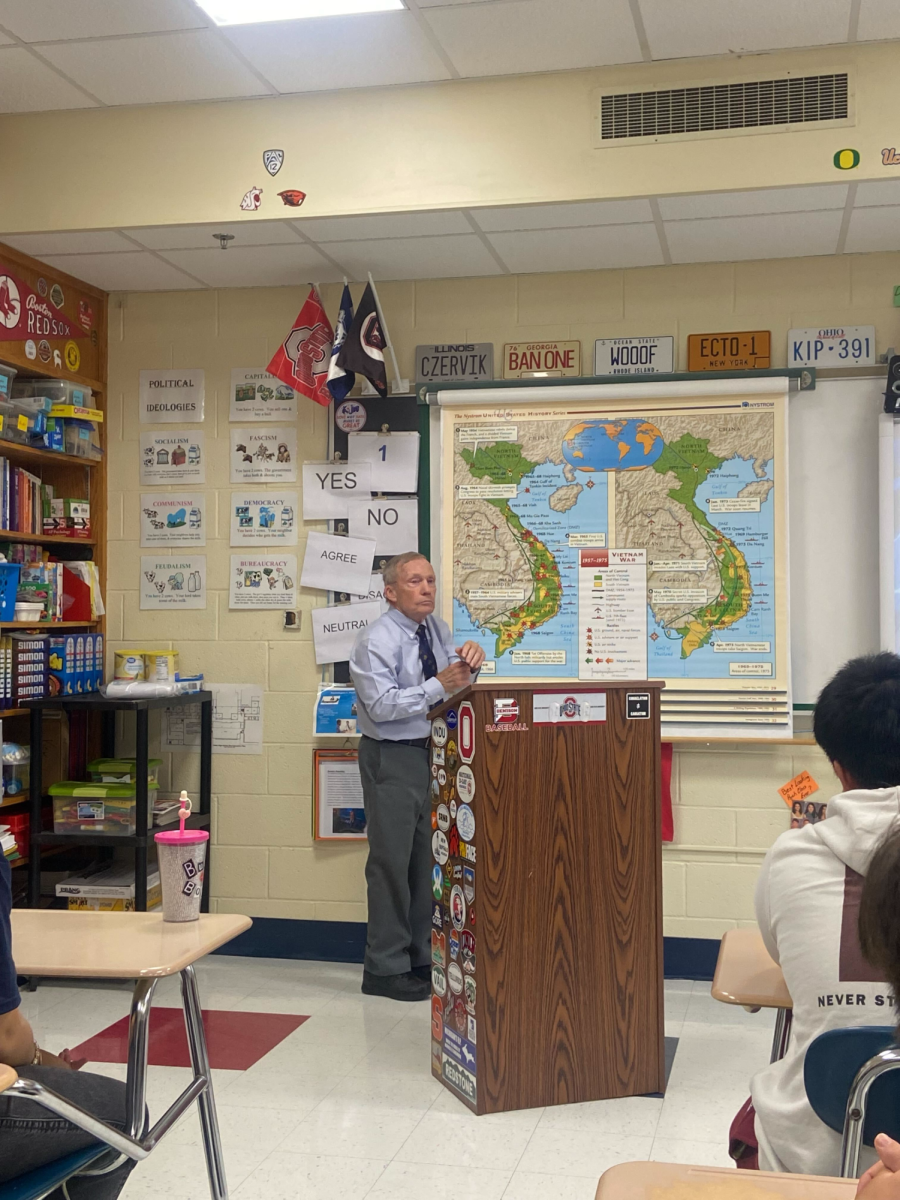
xmin=532 ymin=692 xmax=607 ymax=724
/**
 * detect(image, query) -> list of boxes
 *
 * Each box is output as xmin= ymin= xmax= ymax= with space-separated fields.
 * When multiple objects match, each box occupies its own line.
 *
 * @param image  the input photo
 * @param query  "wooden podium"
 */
xmin=427 ymin=681 xmax=665 ymax=1115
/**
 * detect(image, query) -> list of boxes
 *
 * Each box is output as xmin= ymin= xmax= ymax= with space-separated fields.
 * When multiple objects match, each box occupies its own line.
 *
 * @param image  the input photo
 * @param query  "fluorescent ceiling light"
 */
xmin=197 ymin=0 xmax=404 ymax=21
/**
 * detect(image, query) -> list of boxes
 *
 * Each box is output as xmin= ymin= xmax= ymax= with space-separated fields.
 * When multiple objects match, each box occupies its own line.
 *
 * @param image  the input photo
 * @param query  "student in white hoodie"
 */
xmin=733 ymin=653 xmax=900 ymax=1177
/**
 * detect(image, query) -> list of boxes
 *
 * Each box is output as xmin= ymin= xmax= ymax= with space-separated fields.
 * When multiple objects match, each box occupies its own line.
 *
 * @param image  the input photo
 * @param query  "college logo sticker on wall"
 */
xmin=458 ymin=702 xmax=475 ymax=762
xmin=278 ymin=190 xmax=306 ymax=207
xmin=833 ymin=148 xmax=860 ymax=170
xmin=263 ymin=149 xmax=284 ymax=176
xmin=240 ymin=186 xmax=263 ymax=210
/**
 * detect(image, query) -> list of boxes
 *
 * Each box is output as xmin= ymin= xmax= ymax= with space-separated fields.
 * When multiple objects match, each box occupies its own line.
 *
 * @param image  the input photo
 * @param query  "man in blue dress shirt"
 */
xmin=350 ymin=551 xmax=485 ymax=1002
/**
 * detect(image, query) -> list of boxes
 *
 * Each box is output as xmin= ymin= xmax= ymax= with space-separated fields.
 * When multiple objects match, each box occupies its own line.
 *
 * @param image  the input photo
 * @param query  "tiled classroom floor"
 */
xmin=23 ymin=957 xmax=775 ymax=1199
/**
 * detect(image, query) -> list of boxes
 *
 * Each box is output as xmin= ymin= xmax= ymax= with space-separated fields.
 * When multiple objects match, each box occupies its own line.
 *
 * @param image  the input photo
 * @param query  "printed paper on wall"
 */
xmin=300 ymin=531 xmax=376 ymax=594
xmin=230 ymin=368 xmax=298 ymax=422
xmin=139 ymin=369 xmax=204 ymax=423
xmin=140 ymin=494 xmax=206 ymax=547
xmin=140 ymin=556 xmax=206 ymax=609
xmin=230 ymin=492 xmax=298 ymax=546
xmin=140 ymin=431 xmax=205 ymax=485
xmin=230 ymin=427 xmax=297 ymax=483
xmin=229 ymin=554 xmax=297 ymax=609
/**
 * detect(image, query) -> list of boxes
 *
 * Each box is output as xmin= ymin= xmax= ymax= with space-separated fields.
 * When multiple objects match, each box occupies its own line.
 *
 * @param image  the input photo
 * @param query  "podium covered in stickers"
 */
xmin=428 ymin=681 xmax=665 ymax=1115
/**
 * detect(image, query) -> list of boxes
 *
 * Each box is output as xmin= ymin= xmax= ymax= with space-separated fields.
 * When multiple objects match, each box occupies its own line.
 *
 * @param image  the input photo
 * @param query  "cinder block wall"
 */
xmin=106 ymin=250 xmax=895 ymax=935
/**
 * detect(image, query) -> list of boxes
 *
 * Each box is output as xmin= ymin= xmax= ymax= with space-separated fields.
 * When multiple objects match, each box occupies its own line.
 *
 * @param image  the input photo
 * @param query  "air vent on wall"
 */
xmin=599 ymin=72 xmax=849 ymax=141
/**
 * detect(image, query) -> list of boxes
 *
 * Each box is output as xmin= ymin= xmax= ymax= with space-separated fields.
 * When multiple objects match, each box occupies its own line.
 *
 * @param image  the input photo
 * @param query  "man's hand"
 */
xmin=455 ymin=642 xmax=486 ymax=672
xmin=436 ymin=661 xmax=471 ymax=694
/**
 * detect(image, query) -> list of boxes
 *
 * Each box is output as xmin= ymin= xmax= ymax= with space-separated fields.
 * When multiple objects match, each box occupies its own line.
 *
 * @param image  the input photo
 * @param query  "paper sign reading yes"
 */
xmin=302 ymin=461 xmax=372 ymax=519
xmin=778 ymin=771 xmax=820 ymax=807
xmin=348 ymin=431 xmax=419 ymax=493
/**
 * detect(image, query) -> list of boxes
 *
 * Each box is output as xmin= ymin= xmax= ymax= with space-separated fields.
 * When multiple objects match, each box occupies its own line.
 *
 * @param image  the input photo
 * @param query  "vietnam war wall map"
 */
xmin=440 ymin=391 xmax=789 ymax=730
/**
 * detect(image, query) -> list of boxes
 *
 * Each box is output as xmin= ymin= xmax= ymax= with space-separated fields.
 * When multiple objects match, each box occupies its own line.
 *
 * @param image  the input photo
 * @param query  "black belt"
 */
xmin=391 ymin=737 xmax=431 ymax=749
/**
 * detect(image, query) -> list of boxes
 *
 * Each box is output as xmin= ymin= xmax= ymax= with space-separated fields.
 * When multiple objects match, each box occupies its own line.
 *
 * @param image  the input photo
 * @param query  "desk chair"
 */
xmin=803 ymin=1026 xmax=900 ymax=1177
xmin=0 ymin=1059 xmax=192 ymax=1200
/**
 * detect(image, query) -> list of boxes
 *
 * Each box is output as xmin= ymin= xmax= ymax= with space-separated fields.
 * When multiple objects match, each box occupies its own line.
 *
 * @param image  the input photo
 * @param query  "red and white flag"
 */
xmin=267 ymin=287 xmax=334 ymax=407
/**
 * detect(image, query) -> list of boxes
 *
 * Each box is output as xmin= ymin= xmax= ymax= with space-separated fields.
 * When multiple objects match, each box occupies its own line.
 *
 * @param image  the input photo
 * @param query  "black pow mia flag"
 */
xmin=335 ymin=283 xmax=387 ymax=398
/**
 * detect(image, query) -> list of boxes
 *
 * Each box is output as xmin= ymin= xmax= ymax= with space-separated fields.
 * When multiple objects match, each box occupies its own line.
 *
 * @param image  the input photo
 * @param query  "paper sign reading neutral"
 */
xmin=347 ymin=431 xmax=419 ymax=493
xmin=778 ymin=771 xmax=819 ymax=807
xmin=347 ymin=497 xmax=418 ymax=556
xmin=301 ymin=531 xmax=376 ymax=594
xmin=312 ymin=600 xmax=383 ymax=665
xmin=301 ymin=461 xmax=373 ymax=520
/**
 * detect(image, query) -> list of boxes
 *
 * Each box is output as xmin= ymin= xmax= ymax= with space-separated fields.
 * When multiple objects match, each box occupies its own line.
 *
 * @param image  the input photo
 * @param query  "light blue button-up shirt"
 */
xmin=349 ymin=607 xmax=460 ymax=741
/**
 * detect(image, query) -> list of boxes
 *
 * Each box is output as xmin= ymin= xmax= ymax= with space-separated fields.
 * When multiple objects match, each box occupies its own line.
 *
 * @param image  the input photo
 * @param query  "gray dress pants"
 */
xmin=0 ymin=1065 xmax=133 ymax=1199
xmin=358 ymin=736 xmax=432 ymax=977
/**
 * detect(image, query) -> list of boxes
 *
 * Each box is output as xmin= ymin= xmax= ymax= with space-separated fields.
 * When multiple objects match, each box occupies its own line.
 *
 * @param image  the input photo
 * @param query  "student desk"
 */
xmin=712 ymin=928 xmax=794 ymax=1062
xmin=596 ymin=1161 xmax=856 ymax=1198
xmin=12 ymin=910 xmax=252 ymax=1200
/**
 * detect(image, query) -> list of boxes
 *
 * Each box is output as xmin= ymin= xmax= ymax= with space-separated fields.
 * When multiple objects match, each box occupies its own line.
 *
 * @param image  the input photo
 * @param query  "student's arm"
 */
xmin=754 ymin=851 xmax=781 ymax=966
xmin=0 ymin=1006 xmax=37 ymax=1066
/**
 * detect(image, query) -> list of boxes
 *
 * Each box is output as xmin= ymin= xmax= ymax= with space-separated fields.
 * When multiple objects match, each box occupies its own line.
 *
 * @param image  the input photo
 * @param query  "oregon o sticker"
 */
xmin=833 ymin=148 xmax=860 ymax=170
xmin=459 ymin=702 xmax=475 ymax=763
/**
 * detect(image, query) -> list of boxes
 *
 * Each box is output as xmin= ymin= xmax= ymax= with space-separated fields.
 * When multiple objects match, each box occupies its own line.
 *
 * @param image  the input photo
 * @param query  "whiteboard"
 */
xmin=789 ymin=377 xmax=882 ymax=704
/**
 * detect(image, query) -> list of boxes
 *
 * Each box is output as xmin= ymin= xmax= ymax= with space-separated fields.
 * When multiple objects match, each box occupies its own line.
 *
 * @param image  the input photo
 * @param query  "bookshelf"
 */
xmin=0 ymin=241 xmax=107 ymax=894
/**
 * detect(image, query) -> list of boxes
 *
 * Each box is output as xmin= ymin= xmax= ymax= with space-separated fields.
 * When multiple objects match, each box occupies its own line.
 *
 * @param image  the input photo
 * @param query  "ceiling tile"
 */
xmin=639 ymin=0 xmax=851 ymax=58
xmin=487 ymin=224 xmax=664 ymax=272
xmin=844 ymin=206 xmax=900 ymax=254
xmin=854 ymin=179 xmax=900 ymax=207
xmin=0 ymin=230 xmax=136 ymax=255
xmin=316 ymin=235 xmax=502 ymax=280
xmin=222 ymin=13 xmax=450 ymax=92
xmin=472 ymin=199 xmax=654 ymax=232
xmin=0 ymin=0 xmax=204 ymax=41
xmin=659 ymin=185 xmax=848 ymax=221
xmin=424 ymin=0 xmax=642 ymax=75
xmin=126 ymin=221 xmax=304 ymax=251
xmin=665 ymin=210 xmax=843 ymax=263
xmin=299 ymin=211 xmax=471 ymax=242
xmin=857 ymin=0 xmax=900 ymax=40
xmin=39 ymin=252 xmax=200 ymax=291
xmin=0 ymin=46 xmax=98 ymax=112
xmin=37 ymin=30 xmax=266 ymax=106
xmin=158 ymin=243 xmax=343 ymax=287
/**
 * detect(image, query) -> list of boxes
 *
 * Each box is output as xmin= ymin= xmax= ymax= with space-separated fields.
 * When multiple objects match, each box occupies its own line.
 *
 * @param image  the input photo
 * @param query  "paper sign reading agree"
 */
xmin=778 ymin=771 xmax=819 ymax=807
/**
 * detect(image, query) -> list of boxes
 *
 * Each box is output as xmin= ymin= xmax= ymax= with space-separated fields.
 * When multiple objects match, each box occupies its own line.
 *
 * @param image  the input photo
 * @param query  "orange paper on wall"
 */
xmin=778 ymin=771 xmax=819 ymax=807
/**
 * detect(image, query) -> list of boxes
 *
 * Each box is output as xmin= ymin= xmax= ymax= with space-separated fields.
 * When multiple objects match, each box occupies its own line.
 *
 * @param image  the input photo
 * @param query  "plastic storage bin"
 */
xmin=2 ymin=745 xmax=29 ymax=798
xmin=0 ymin=365 xmax=16 ymax=399
xmin=12 ymin=379 xmax=93 ymax=408
xmin=49 ymin=782 xmax=157 ymax=836
xmin=87 ymin=757 xmax=162 ymax=786
xmin=63 ymin=419 xmax=102 ymax=461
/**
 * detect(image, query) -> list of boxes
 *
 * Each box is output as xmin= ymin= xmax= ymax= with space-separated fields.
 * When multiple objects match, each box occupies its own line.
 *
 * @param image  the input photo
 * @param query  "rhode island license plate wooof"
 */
xmin=687 ymin=331 xmax=771 ymax=372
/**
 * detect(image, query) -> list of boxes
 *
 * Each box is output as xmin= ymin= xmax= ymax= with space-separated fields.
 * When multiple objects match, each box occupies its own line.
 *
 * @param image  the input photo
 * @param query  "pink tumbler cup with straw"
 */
xmin=154 ymin=791 xmax=208 ymax=922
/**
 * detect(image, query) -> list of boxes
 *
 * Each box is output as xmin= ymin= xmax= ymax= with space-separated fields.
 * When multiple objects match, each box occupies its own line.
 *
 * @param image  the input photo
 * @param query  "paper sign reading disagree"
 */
xmin=778 ymin=771 xmax=819 ymax=807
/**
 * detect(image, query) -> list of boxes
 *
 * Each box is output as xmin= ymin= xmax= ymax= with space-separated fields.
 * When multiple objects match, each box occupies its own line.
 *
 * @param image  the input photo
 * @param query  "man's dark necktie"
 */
xmin=416 ymin=624 xmax=438 ymax=681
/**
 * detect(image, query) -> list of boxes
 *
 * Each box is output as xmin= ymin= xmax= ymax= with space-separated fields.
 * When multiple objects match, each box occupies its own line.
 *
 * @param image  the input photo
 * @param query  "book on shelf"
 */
xmin=0 ymin=460 xmax=52 ymax=537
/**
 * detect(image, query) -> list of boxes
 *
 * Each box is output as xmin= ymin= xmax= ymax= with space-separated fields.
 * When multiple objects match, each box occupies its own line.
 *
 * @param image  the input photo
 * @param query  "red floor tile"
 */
xmin=72 ymin=1008 xmax=309 ymax=1071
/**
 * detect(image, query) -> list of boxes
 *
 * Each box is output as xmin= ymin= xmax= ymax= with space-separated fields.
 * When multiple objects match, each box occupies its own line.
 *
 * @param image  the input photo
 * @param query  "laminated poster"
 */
xmin=230 ymin=554 xmax=297 ymax=609
xmin=140 ymin=431 xmax=205 ymax=485
xmin=230 ymin=427 xmax=297 ymax=483
xmin=140 ymin=493 xmax=206 ymax=548
xmin=230 ymin=368 xmax=298 ymax=422
xmin=230 ymin=492 xmax=298 ymax=546
xmin=140 ymin=556 xmax=206 ymax=609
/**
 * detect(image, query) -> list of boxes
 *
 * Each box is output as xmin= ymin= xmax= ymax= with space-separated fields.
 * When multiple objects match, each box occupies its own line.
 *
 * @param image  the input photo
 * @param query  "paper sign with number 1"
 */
xmin=347 ymin=431 xmax=419 ymax=493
